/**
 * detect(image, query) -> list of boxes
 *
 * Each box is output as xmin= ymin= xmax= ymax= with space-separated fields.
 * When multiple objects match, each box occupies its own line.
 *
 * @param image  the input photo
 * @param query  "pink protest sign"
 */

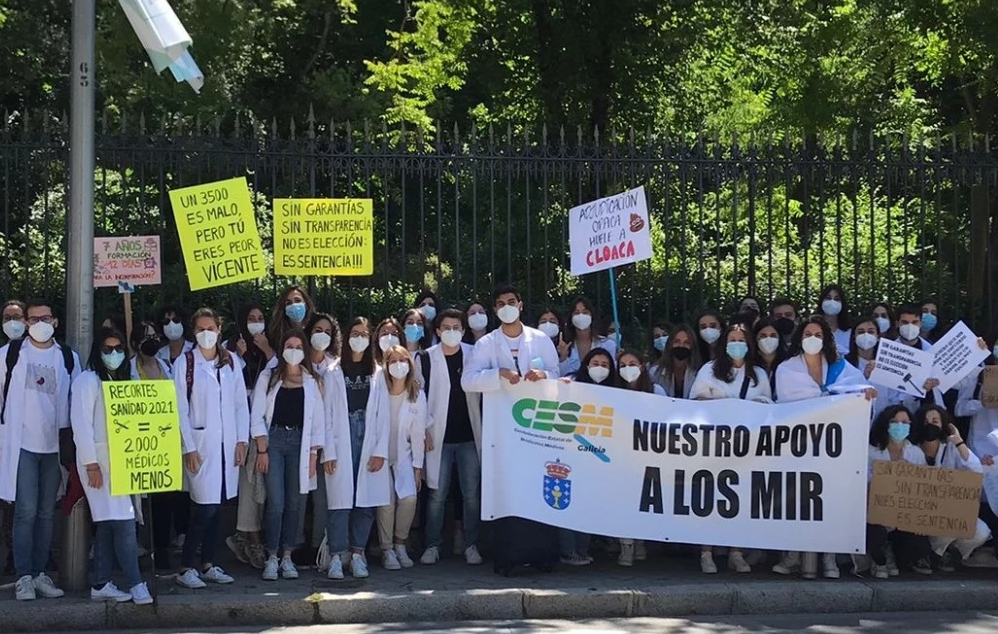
xmin=93 ymin=236 xmax=162 ymax=287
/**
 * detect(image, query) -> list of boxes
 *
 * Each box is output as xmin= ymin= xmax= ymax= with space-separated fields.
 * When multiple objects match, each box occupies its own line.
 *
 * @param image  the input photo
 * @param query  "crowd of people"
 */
xmin=0 ymin=282 xmax=996 ymax=603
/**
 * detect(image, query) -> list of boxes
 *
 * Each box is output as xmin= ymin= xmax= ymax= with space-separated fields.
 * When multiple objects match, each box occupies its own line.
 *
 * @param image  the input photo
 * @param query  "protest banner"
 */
xmin=867 ymin=460 xmax=982 ymax=539
xmin=169 ymin=177 xmax=266 ymax=291
xmin=273 ymin=198 xmax=374 ymax=275
xmin=569 ymin=186 xmax=652 ymax=276
xmin=102 ymin=380 xmax=182 ymax=496
xmin=482 ymin=381 xmax=870 ymax=553
xmin=981 ymin=367 xmax=998 ymax=409
xmin=93 ymin=236 xmax=162 ymax=287
xmin=931 ymin=321 xmax=990 ymax=392
xmin=870 ymin=337 xmax=933 ymax=397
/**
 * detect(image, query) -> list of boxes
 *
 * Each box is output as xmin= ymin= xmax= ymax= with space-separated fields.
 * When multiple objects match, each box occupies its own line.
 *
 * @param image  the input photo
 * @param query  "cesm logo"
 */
xmin=511 ymin=398 xmax=613 ymax=463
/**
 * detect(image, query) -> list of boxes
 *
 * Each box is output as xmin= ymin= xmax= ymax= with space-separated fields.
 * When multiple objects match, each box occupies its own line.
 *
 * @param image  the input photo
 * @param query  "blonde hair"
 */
xmin=191 ymin=307 xmax=232 ymax=369
xmin=383 ymin=344 xmax=419 ymax=403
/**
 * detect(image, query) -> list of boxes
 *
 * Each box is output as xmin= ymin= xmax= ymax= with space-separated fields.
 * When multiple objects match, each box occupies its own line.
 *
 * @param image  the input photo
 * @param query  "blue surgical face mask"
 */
xmin=726 ymin=341 xmax=749 ymax=361
xmin=921 ymin=313 xmax=938 ymax=331
xmin=285 ymin=302 xmax=307 ymax=323
xmin=404 ymin=323 xmax=424 ymax=343
xmin=653 ymin=336 xmax=669 ymax=352
xmin=102 ymin=351 xmax=126 ymax=371
xmin=888 ymin=421 xmax=911 ymax=443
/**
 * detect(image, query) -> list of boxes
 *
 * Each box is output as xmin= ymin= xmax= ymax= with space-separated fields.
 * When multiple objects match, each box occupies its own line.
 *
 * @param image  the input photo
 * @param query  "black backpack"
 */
xmin=1 ymin=339 xmax=76 ymax=425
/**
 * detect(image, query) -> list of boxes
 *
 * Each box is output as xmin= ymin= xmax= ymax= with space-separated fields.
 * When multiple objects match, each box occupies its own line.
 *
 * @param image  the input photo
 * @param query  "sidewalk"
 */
xmin=3 ymin=550 xmax=998 ymax=632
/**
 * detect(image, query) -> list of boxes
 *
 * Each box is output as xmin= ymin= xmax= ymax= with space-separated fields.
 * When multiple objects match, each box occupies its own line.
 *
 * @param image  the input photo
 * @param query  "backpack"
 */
xmin=184 ymin=350 xmax=234 ymax=405
xmin=420 ymin=350 xmax=431 ymax=397
xmin=1 ymin=339 xmax=75 ymax=425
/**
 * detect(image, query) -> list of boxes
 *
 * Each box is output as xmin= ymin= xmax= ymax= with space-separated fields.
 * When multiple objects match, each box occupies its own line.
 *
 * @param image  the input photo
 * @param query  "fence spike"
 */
xmin=20 ymin=109 xmax=29 ymax=139
xmin=213 ymin=114 xmax=222 ymax=137
xmin=542 ymin=123 xmax=547 ymax=145
xmin=177 ymin=116 xmax=185 ymax=136
xmin=159 ymin=112 xmax=168 ymax=134
xmin=593 ymin=125 xmax=600 ymax=145
xmin=416 ymin=126 xmax=424 ymax=151
xmin=307 ymin=104 xmax=316 ymax=139
xmin=271 ymin=117 xmax=279 ymax=139
xmin=488 ymin=122 xmax=495 ymax=148
xmin=41 ymin=110 xmax=49 ymax=134
xmin=470 ymin=122 xmax=478 ymax=146
xmin=986 ymin=132 xmax=991 ymax=154
xmin=454 ymin=121 xmax=460 ymax=147
xmin=2 ymin=108 xmax=8 ymax=132
xmin=120 ymin=111 xmax=128 ymax=135
xmin=139 ymin=111 xmax=147 ymax=135
xmin=195 ymin=112 xmax=202 ymax=135
xmin=100 ymin=109 xmax=108 ymax=135
xmin=290 ymin=116 xmax=297 ymax=139
xmin=576 ymin=125 xmax=583 ymax=147
xmin=505 ymin=122 xmax=512 ymax=146
xmin=329 ymin=117 xmax=336 ymax=142
xmin=559 ymin=125 xmax=565 ymax=147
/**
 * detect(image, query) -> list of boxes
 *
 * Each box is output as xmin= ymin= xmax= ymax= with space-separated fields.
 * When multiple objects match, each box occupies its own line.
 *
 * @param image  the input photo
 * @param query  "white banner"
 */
xmin=568 ymin=186 xmax=652 ymax=276
xmin=870 ymin=337 xmax=933 ymax=397
xmin=931 ymin=321 xmax=989 ymax=392
xmin=482 ymin=381 xmax=870 ymax=554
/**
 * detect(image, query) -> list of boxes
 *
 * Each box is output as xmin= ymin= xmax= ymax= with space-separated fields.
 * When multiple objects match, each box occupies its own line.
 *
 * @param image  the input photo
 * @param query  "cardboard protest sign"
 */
xmin=867 ymin=460 xmax=982 ymax=539
xmin=870 ymin=337 xmax=933 ymax=397
xmin=569 ymin=186 xmax=652 ymax=276
xmin=981 ymin=366 xmax=998 ymax=409
xmin=273 ymin=198 xmax=374 ymax=275
xmin=93 ymin=236 xmax=161 ymax=287
xmin=103 ymin=380 xmax=182 ymax=496
xmin=931 ymin=321 xmax=990 ymax=393
xmin=169 ymin=177 xmax=266 ymax=290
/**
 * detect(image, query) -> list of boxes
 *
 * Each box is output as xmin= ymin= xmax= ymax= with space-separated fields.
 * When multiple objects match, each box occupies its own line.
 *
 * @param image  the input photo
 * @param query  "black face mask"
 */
xmin=139 ymin=337 xmax=163 ymax=357
xmin=671 ymin=347 xmax=691 ymax=361
xmin=775 ymin=318 xmax=796 ymax=337
xmin=921 ymin=424 xmax=943 ymax=442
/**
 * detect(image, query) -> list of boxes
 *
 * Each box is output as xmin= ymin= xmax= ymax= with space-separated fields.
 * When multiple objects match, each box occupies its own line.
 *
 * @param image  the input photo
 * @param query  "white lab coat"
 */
xmin=174 ymin=348 xmax=250 ymax=505
xmin=250 ymin=369 xmax=325 ymax=496
xmin=367 ymin=378 xmax=427 ymax=500
xmin=352 ymin=368 xmax=392 ymax=508
xmin=956 ymin=366 xmax=998 ymax=456
xmin=461 ymin=325 xmax=561 ymax=393
xmin=157 ymin=340 xmax=194 ymax=365
xmin=424 ymin=343 xmax=483 ymax=490
xmin=0 ymin=341 xmax=81 ymax=502
xmin=775 ymin=354 xmax=869 ymax=403
xmin=318 ymin=358 xmax=353 ymax=510
xmin=690 ymin=362 xmax=773 ymax=403
xmin=130 ymin=356 xmax=172 ymax=381
xmin=851 ymin=356 xmax=904 ymax=421
xmin=923 ymin=440 xmax=982 ymax=472
xmin=558 ymin=335 xmax=617 ymax=377
xmin=70 ymin=372 xmax=139 ymax=522
xmin=649 ymin=364 xmax=696 ymax=399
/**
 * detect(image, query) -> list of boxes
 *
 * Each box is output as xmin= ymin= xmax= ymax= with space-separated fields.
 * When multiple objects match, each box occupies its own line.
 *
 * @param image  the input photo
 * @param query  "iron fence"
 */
xmin=2 ymin=111 xmax=997 ymax=341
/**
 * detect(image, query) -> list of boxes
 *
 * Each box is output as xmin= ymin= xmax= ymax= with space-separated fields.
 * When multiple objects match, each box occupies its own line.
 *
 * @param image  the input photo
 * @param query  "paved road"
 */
xmin=34 ymin=612 xmax=998 ymax=634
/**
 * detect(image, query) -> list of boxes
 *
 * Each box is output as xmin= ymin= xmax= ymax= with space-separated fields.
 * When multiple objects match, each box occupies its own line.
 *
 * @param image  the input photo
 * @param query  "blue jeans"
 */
xmin=13 ymin=449 xmax=60 ymax=577
xmin=264 ymin=427 xmax=304 ymax=554
xmin=93 ymin=520 xmax=142 ymax=589
xmin=425 ymin=441 xmax=481 ymax=550
xmin=559 ymin=530 xmax=591 ymax=558
xmin=326 ymin=507 xmax=376 ymax=555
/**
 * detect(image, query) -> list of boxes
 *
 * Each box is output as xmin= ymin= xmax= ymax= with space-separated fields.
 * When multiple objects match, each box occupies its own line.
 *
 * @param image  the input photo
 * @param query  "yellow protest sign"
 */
xmin=170 ymin=177 xmax=266 ymax=290
xmin=273 ymin=198 xmax=374 ymax=275
xmin=102 ymin=380 xmax=182 ymax=496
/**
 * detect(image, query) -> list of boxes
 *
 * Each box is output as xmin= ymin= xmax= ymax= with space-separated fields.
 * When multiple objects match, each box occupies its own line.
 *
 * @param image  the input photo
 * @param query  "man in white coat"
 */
xmin=420 ymin=309 xmax=484 ymax=566
xmin=0 ymin=300 xmax=80 ymax=600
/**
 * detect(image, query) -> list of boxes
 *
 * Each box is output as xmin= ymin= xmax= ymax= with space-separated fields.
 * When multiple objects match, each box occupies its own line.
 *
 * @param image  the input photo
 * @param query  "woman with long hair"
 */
xmin=269 ymin=285 xmax=316 ymax=350
xmin=649 ymin=324 xmax=701 ymax=398
xmin=559 ymin=297 xmax=616 ymax=377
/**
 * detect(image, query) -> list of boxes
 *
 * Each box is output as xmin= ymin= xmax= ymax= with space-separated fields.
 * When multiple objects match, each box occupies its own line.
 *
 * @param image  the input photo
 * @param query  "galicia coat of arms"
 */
xmin=543 ymin=460 xmax=571 ymax=510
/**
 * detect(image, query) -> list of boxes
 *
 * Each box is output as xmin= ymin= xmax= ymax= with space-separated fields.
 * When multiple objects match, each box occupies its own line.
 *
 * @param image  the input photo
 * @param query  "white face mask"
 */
xmin=388 ymin=360 xmax=410 ymax=379
xmin=419 ymin=305 xmax=437 ymax=323
xmin=619 ymin=365 xmax=641 ymax=384
xmin=196 ymin=330 xmax=219 ymax=350
xmin=497 ymin=304 xmax=520 ymax=325
xmin=440 ymin=330 xmax=463 ymax=348
xmin=28 ymin=321 xmax=55 ymax=343
xmin=247 ymin=322 xmax=266 ymax=336
xmin=571 ymin=314 xmax=593 ymax=331
xmin=468 ymin=313 xmax=488 ymax=331
xmin=856 ymin=333 xmax=879 ymax=351
xmin=3 ymin=320 xmax=25 ymax=340
xmin=899 ymin=323 xmax=920 ymax=342
xmin=283 ymin=348 xmax=305 ymax=366
xmin=757 ymin=336 xmax=780 ymax=355
xmin=588 ymin=366 xmax=610 ymax=384
xmin=349 ymin=336 xmax=370 ymax=353
xmin=821 ymin=299 xmax=843 ymax=316
xmin=700 ymin=327 xmax=721 ymax=344
xmin=379 ymin=334 xmax=400 ymax=352
xmin=801 ymin=335 xmax=824 ymax=356
xmin=163 ymin=321 xmax=184 ymax=341
xmin=874 ymin=317 xmax=891 ymax=334
xmin=310 ymin=332 xmax=332 ymax=352
xmin=538 ymin=322 xmax=560 ymax=339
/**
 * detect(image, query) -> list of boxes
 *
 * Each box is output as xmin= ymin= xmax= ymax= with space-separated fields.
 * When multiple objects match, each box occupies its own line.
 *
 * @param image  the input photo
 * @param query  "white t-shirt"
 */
xmin=504 ymin=334 xmax=523 ymax=368
xmin=20 ymin=343 xmax=64 ymax=453
xmin=388 ymin=392 xmax=406 ymax=466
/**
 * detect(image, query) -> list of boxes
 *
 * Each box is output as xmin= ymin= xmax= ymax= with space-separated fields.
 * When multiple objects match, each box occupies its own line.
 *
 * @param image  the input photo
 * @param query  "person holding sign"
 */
xmin=70 ymin=327 xmax=153 ymax=605
xmin=773 ymin=316 xmax=876 ymax=580
xmin=894 ymin=305 xmax=945 ymax=412
xmin=910 ymin=404 xmax=992 ymax=571
xmin=2 ymin=300 xmax=26 ymax=344
xmin=649 ymin=325 xmax=701 ymax=399
xmin=866 ymin=405 xmax=933 ymax=578
xmin=250 ymin=330 xmax=325 ymax=582
xmin=173 ymin=308 xmax=249 ymax=589
xmin=558 ymin=297 xmax=617 ymax=378
xmin=955 ymin=339 xmax=998 ymax=463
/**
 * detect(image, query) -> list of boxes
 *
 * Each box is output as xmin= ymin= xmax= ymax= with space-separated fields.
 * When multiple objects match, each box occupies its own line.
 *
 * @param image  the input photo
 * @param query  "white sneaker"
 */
xmin=175 ymin=568 xmax=206 ymax=589
xmin=91 ymin=582 xmax=132 ymax=603
xmin=15 ymin=575 xmax=36 ymax=601
xmin=823 ymin=553 xmax=840 ymax=579
xmin=201 ymin=566 xmax=234 ymax=584
xmin=280 ymin=556 xmax=299 ymax=579
xmin=728 ymin=552 xmax=751 ymax=573
xmin=130 ymin=582 xmax=153 ymax=605
xmin=700 ymin=551 xmax=718 ymax=574
xmin=884 ymin=546 xmax=900 ymax=577
xmin=327 ymin=555 xmax=344 ymax=580
xmin=421 ymin=546 xmax=440 ymax=565
xmin=772 ymin=551 xmax=800 ymax=575
xmin=395 ymin=545 xmax=414 ymax=569
xmin=382 ymin=548 xmax=401 ymax=571
xmin=464 ymin=545 xmax=483 ymax=566
xmin=870 ymin=563 xmax=890 ymax=579
xmin=618 ymin=543 xmax=635 ymax=567
xmin=33 ymin=573 xmax=65 ymax=598
xmin=634 ymin=540 xmax=648 ymax=561
xmin=262 ymin=556 xmax=279 ymax=581
xmin=351 ymin=553 xmax=369 ymax=578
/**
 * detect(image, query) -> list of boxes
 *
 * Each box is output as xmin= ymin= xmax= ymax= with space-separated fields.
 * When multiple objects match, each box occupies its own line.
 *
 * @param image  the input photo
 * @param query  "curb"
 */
xmin=5 ymin=579 xmax=998 ymax=631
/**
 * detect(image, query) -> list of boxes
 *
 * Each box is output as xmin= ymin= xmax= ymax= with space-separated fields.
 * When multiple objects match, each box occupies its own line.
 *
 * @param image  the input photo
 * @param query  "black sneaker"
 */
xmin=938 ymin=551 xmax=956 ymax=573
xmin=911 ymin=558 xmax=934 ymax=575
xmin=153 ymin=549 xmax=172 ymax=572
